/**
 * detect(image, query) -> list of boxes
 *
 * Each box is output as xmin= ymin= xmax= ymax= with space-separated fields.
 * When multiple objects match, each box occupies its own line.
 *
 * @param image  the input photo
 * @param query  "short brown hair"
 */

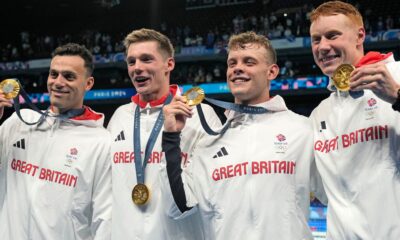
xmin=228 ymin=31 xmax=277 ymax=64
xmin=310 ymin=1 xmax=363 ymax=27
xmin=52 ymin=43 xmax=94 ymax=76
xmin=124 ymin=28 xmax=174 ymax=58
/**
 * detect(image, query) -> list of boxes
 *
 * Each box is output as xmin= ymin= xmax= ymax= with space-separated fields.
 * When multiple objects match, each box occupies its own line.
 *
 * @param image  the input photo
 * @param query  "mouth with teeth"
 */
xmin=319 ymin=54 xmax=340 ymax=65
xmin=135 ymin=76 xmax=150 ymax=83
xmin=51 ymin=89 xmax=69 ymax=96
xmin=230 ymin=76 xmax=251 ymax=83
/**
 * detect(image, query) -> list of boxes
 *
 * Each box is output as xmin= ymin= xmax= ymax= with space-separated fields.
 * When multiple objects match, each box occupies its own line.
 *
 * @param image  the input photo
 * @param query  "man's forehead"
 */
xmin=310 ymin=14 xmax=353 ymax=29
xmin=127 ymin=41 xmax=160 ymax=54
xmin=228 ymin=44 xmax=266 ymax=58
xmin=50 ymin=56 xmax=85 ymax=72
xmin=230 ymin=42 xmax=263 ymax=51
xmin=51 ymin=55 xmax=84 ymax=65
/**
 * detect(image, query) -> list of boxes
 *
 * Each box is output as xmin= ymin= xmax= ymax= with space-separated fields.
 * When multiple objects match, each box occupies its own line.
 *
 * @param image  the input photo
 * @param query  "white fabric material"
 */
xmin=108 ymin=95 xmax=221 ymax=240
xmin=176 ymin=96 xmax=315 ymax=240
xmin=310 ymin=59 xmax=400 ymax=239
xmin=0 ymin=108 xmax=112 ymax=240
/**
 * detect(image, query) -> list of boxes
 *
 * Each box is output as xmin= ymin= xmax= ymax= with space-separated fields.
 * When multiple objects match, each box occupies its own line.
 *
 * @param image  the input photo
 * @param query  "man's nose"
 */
xmin=318 ymin=37 xmax=331 ymax=52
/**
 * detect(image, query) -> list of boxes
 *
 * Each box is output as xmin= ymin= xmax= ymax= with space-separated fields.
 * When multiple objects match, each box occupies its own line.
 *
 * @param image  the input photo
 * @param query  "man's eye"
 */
xmin=64 ymin=74 xmax=75 ymax=80
xmin=312 ymin=38 xmax=320 ymax=44
xmin=327 ymin=33 xmax=340 ymax=40
xmin=50 ymin=72 xmax=58 ymax=78
xmin=227 ymin=62 xmax=236 ymax=68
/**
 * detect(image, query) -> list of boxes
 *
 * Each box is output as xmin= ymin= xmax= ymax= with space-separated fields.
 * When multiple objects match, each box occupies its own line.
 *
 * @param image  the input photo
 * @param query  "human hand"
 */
xmin=350 ymin=62 xmax=400 ymax=104
xmin=163 ymin=95 xmax=193 ymax=132
xmin=0 ymin=91 xmax=13 ymax=120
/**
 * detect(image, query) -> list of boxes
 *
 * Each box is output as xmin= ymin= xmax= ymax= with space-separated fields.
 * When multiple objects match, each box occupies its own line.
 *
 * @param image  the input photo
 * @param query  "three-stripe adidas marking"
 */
xmin=115 ymin=131 xmax=126 ymax=142
xmin=13 ymin=139 xmax=26 ymax=149
xmin=213 ymin=147 xmax=228 ymax=158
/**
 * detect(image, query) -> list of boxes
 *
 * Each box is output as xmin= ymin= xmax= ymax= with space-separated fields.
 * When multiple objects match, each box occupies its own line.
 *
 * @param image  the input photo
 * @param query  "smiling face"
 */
xmin=310 ymin=14 xmax=365 ymax=77
xmin=226 ymin=43 xmax=279 ymax=105
xmin=126 ymin=41 xmax=174 ymax=102
xmin=47 ymin=55 xmax=94 ymax=113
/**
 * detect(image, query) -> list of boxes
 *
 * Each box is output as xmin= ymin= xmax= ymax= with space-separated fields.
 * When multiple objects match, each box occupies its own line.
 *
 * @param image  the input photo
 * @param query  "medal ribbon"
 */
xmin=134 ymin=94 xmax=172 ymax=184
xmin=13 ymin=79 xmax=85 ymax=125
xmin=197 ymin=97 xmax=269 ymax=135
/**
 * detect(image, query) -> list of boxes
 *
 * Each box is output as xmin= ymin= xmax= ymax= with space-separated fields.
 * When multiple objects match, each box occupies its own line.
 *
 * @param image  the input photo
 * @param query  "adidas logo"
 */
xmin=13 ymin=138 xmax=26 ymax=149
xmin=320 ymin=121 xmax=326 ymax=132
xmin=213 ymin=147 xmax=228 ymax=158
xmin=115 ymin=131 xmax=126 ymax=142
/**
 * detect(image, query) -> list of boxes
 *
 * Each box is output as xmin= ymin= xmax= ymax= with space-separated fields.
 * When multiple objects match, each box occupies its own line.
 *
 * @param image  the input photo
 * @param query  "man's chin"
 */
xmin=134 ymin=86 xmax=149 ymax=94
xmin=50 ymin=99 xmax=65 ymax=108
xmin=231 ymin=90 xmax=249 ymax=100
xmin=321 ymin=65 xmax=336 ymax=77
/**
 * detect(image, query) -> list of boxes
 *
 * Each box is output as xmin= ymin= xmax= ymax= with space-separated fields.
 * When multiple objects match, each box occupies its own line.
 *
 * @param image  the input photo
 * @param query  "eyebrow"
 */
xmin=126 ymin=53 xmax=155 ymax=60
xmin=140 ymin=53 xmax=154 ymax=58
xmin=49 ymin=69 xmax=77 ymax=75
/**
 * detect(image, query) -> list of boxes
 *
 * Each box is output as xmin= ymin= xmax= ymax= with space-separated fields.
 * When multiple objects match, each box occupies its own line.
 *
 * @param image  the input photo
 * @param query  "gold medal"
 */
xmin=332 ymin=64 xmax=355 ymax=91
xmin=132 ymin=183 xmax=150 ymax=205
xmin=183 ymin=87 xmax=205 ymax=106
xmin=0 ymin=79 xmax=20 ymax=99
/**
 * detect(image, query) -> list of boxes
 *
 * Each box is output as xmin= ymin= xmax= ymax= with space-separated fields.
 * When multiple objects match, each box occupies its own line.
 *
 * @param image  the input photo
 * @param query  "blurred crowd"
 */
xmin=1 ymin=1 xmax=399 ymax=91
xmin=2 ymin=2 xmax=400 ymax=63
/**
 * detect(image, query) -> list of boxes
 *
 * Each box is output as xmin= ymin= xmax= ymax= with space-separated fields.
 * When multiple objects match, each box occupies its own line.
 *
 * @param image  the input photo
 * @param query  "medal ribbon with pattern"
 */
xmin=183 ymin=87 xmax=270 ymax=136
xmin=0 ymin=78 xmax=84 ymax=125
xmin=132 ymin=94 xmax=172 ymax=205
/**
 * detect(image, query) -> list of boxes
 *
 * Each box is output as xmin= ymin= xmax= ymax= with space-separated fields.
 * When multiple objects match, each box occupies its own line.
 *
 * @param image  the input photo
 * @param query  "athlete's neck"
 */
xmin=52 ymin=105 xmax=83 ymax=114
xmin=235 ymin=95 xmax=270 ymax=105
xmin=139 ymin=89 xmax=170 ymax=103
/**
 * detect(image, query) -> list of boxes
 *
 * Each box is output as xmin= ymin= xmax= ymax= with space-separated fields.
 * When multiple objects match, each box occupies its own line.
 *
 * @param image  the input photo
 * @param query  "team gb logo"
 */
xmin=367 ymin=98 xmax=377 ymax=107
xmin=276 ymin=134 xmax=286 ymax=142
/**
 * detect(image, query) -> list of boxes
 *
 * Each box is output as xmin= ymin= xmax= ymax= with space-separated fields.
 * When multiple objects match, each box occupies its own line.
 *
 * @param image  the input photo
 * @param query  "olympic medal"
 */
xmin=183 ymin=87 xmax=205 ymax=106
xmin=0 ymin=79 xmax=20 ymax=99
xmin=132 ymin=183 xmax=150 ymax=205
xmin=332 ymin=64 xmax=355 ymax=91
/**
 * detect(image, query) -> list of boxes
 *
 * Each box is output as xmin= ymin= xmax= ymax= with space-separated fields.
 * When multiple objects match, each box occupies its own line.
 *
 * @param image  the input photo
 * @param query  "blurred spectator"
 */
xmin=1 ymin=0 xmax=399 ymax=66
xmin=280 ymin=60 xmax=295 ymax=78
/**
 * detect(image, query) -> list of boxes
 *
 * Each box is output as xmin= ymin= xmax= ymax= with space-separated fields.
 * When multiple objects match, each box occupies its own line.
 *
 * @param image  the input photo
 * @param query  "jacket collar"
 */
xmin=131 ymin=85 xmax=178 ymax=109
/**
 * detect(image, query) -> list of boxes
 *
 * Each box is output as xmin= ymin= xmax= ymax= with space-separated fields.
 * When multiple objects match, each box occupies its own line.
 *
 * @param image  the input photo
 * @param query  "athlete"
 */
xmin=310 ymin=1 xmax=400 ymax=239
xmin=0 ymin=43 xmax=111 ymax=239
xmin=162 ymin=31 xmax=319 ymax=240
xmin=108 ymin=28 xmax=221 ymax=240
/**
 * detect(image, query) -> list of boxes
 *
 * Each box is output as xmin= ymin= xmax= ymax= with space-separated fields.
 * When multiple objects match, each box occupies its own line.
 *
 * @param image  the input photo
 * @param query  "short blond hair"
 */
xmin=228 ymin=31 xmax=277 ymax=64
xmin=310 ymin=1 xmax=363 ymax=28
xmin=124 ymin=28 xmax=174 ymax=58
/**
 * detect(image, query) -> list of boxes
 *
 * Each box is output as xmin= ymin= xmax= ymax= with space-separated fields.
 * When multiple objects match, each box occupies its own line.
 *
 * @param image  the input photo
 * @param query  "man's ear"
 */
xmin=85 ymin=77 xmax=94 ymax=92
xmin=166 ymin=57 xmax=175 ymax=72
xmin=267 ymin=63 xmax=280 ymax=81
xmin=356 ymin=27 xmax=366 ymax=46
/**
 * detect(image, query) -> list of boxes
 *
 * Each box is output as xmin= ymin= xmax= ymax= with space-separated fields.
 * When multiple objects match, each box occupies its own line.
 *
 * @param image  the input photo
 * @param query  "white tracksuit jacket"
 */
xmin=170 ymin=96 xmax=315 ymax=240
xmin=108 ymin=86 xmax=221 ymax=240
xmin=0 ymin=107 xmax=112 ymax=240
xmin=310 ymin=55 xmax=400 ymax=239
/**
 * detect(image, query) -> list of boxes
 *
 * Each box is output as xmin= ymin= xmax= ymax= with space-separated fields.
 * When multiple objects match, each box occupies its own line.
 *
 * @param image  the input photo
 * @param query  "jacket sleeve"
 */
xmin=91 ymin=136 xmax=112 ymax=240
xmin=293 ymin=119 xmax=314 ymax=220
xmin=162 ymin=132 xmax=193 ymax=213
xmin=160 ymin=103 xmax=220 ymax=219
xmin=0 ymin=113 xmax=20 ymax=212
xmin=310 ymin=158 xmax=328 ymax=205
xmin=308 ymin=110 xmax=328 ymax=205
